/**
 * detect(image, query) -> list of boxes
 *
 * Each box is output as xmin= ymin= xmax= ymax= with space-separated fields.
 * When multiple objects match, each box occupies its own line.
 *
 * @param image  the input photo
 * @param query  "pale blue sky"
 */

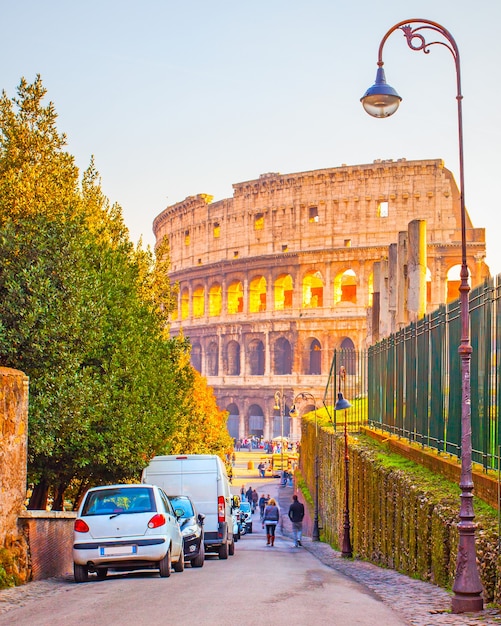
xmin=1 ymin=1 xmax=500 ymax=273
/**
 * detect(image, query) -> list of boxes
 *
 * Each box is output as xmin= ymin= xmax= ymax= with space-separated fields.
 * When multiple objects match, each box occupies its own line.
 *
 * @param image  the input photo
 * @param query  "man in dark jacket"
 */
xmin=288 ymin=494 xmax=305 ymax=547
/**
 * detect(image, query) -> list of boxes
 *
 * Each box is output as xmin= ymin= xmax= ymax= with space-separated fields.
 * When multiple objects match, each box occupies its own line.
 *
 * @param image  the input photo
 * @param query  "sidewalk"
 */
xmin=234 ymin=449 xmax=501 ymax=625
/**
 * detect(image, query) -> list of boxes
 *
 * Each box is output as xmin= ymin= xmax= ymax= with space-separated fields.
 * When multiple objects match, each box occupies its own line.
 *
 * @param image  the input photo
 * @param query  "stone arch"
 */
xmin=249 ymin=275 xmax=267 ymax=313
xmin=248 ymin=339 xmax=265 ymax=375
xmin=248 ymin=404 xmax=265 ymax=437
xmin=181 ymin=287 xmax=189 ymax=320
xmin=206 ymin=341 xmax=218 ymax=376
xmin=274 ymin=337 xmax=292 ymax=375
xmin=226 ymin=403 xmax=239 ymax=440
xmin=191 ymin=342 xmax=202 ymax=373
xmin=274 ymin=274 xmax=293 ymax=310
xmin=446 ymin=264 xmax=469 ymax=304
xmin=334 ymin=269 xmax=357 ymax=304
xmin=228 ymin=280 xmax=244 ymax=314
xmin=339 ymin=338 xmax=356 ymax=375
xmin=209 ymin=283 xmax=222 ymax=317
xmin=306 ymin=338 xmax=322 ymax=375
xmin=193 ymin=285 xmax=205 ymax=318
xmin=224 ymin=340 xmax=241 ymax=376
xmin=302 ymin=270 xmax=324 ymax=308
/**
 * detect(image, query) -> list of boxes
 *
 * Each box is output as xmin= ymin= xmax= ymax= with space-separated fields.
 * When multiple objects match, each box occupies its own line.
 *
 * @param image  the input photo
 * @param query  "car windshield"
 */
xmin=168 ymin=496 xmax=194 ymax=518
xmin=240 ymin=502 xmax=251 ymax=511
xmin=81 ymin=487 xmax=156 ymax=516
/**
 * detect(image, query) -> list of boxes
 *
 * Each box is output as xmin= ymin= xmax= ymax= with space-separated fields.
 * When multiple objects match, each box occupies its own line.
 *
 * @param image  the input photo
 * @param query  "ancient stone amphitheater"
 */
xmin=153 ymin=158 xmax=488 ymax=442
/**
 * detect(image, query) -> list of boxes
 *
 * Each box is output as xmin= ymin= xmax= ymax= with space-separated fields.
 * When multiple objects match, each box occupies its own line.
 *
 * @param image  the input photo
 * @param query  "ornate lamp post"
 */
xmin=291 ymin=392 xmax=320 ymax=541
xmin=361 ymin=19 xmax=484 ymax=613
xmin=335 ymin=367 xmax=352 ymax=558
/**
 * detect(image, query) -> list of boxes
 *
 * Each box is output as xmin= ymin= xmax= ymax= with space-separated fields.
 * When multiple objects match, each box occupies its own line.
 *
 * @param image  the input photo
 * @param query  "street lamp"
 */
xmin=274 ymin=390 xmax=286 ymax=481
xmin=291 ymin=392 xmax=320 ymax=541
xmin=361 ymin=19 xmax=484 ymax=613
xmin=335 ymin=366 xmax=352 ymax=558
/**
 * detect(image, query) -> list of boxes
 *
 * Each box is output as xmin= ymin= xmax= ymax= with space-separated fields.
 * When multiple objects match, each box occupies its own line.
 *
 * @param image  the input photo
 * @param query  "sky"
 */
xmin=1 ymin=1 xmax=500 ymax=273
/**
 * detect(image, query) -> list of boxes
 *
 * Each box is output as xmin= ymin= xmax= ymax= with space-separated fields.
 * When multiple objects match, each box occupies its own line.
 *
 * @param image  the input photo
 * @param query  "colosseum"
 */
xmin=153 ymin=158 xmax=488 ymax=442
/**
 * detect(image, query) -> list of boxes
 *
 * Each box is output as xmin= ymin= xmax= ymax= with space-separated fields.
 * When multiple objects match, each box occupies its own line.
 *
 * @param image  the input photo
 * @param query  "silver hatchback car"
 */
xmin=73 ymin=484 xmax=184 ymax=582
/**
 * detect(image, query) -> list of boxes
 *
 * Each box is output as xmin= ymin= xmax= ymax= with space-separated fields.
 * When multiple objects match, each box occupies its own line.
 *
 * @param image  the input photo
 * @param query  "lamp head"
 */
xmin=361 ymin=66 xmax=402 ymax=118
xmin=335 ymin=392 xmax=352 ymax=411
xmin=289 ymin=404 xmax=297 ymax=417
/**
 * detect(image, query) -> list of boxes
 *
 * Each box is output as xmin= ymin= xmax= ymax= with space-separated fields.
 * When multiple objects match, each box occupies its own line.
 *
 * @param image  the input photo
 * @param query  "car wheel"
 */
xmin=190 ymin=549 xmax=205 ymax=568
xmin=249 ymin=524 xmax=253 ymax=533
xmin=96 ymin=568 xmax=108 ymax=580
xmin=173 ymin=553 xmax=185 ymax=573
xmin=218 ymin=541 xmax=229 ymax=560
xmin=229 ymin=538 xmax=235 ymax=556
xmin=158 ymin=549 xmax=172 ymax=577
xmin=74 ymin=563 xmax=89 ymax=583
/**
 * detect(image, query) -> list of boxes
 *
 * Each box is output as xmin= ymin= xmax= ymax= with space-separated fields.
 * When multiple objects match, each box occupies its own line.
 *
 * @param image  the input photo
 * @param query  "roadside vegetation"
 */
xmin=0 ymin=76 xmax=232 ymax=511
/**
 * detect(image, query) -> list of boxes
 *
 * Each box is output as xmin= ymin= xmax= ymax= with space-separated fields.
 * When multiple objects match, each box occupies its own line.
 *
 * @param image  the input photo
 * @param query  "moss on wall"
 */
xmin=300 ymin=420 xmax=501 ymax=604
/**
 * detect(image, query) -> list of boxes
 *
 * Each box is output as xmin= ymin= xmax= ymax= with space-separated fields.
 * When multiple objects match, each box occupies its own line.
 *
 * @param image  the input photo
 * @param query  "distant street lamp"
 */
xmin=335 ymin=366 xmax=352 ymax=558
xmin=274 ymin=390 xmax=286 ymax=480
xmin=361 ymin=19 xmax=484 ymax=613
xmin=291 ymin=392 xmax=320 ymax=541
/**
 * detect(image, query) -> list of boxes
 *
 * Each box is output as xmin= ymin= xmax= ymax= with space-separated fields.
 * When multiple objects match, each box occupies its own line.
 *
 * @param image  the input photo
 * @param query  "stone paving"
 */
xmin=2 ymin=450 xmax=501 ymax=624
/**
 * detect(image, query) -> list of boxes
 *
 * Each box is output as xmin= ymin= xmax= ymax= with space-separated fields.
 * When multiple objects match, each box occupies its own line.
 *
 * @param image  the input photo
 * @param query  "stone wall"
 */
xmin=0 ymin=367 xmax=30 ymax=585
xmin=299 ymin=418 xmax=501 ymax=604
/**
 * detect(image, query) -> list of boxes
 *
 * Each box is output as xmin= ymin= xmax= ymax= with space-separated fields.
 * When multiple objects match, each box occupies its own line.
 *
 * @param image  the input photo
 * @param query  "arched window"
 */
xmin=181 ymin=287 xmax=189 ymax=320
xmin=206 ymin=341 xmax=218 ymax=376
xmin=193 ymin=285 xmax=205 ymax=318
xmin=308 ymin=338 xmax=321 ymax=375
xmin=225 ymin=341 xmax=241 ymax=376
xmin=274 ymin=274 xmax=293 ymax=310
xmin=209 ymin=283 xmax=222 ymax=317
xmin=191 ymin=343 xmax=202 ymax=373
xmin=446 ymin=264 xmax=469 ymax=304
xmin=248 ymin=339 xmax=265 ymax=375
xmin=340 ymin=338 xmax=356 ymax=375
xmin=226 ymin=403 xmax=239 ymax=440
xmin=248 ymin=405 xmax=265 ymax=437
xmin=228 ymin=281 xmax=244 ymax=314
xmin=249 ymin=276 xmax=267 ymax=313
xmin=303 ymin=271 xmax=323 ymax=308
xmin=274 ymin=337 xmax=292 ymax=375
xmin=334 ymin=270 xmax=357 ymax=304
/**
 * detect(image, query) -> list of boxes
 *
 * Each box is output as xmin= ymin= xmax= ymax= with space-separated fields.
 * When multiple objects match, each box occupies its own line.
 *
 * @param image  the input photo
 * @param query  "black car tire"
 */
xmin=158 ymin=550 xmax=172 ymax=577
xmin=218 ymin=541 xmax=229 ymax=560
xmin=190 ymin=549 xmax=205 ymax=568
xmin=248 ymin=523 xmax=253 ymax=533
xmin=229 ymin=538 xmax=235 ymax=556
xmin=173 ymin=552 xmax=185 ymax=573
xmin=74 ymin=563 xmax=89 ymax=583
xmin=96 ymin=568 xmax=108 ymax=580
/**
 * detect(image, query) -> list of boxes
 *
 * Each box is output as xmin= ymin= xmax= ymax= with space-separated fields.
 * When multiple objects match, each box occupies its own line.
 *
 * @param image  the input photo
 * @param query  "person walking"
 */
xmin=251 ymin=489 xmax=258 ymax=513
xmin=258 ymin=493 xmax=267 ymax=521
xmin=288 ymin=494 xmax=305 ymax=547
xmin=262 ymin=497 xmax=280 ymax=546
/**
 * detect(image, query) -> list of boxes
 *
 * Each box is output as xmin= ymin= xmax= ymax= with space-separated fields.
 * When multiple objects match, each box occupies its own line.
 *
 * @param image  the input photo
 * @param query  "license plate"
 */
xmin=100 ymin=545 xmax=137 ymax=556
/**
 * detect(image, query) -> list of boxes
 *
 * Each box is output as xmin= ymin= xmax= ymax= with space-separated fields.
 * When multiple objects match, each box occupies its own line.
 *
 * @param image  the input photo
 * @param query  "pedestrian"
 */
xmin=258 ymin=460 xmax=265 ymax=478
xmin=258 ymin=493 xmax=267 ymax=520
xmin=246 ymin=486 xmax=253 ymax=504
xmin=252 ymin=488 xmax=258 ymax=512
xmin=231 ymin=451 xmax=236 ymax=466
xmin=262 ymin=498 xmax=280 ymax=546
xmin=240 ymin=485 xmax=245 ymax=501
xmin=288 ymin=494 xmax=305 ymax=547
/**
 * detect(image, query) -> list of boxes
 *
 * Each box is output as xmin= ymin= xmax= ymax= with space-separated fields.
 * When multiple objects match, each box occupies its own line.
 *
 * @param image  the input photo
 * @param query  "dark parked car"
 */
xmin=168 ymin=495 xmax=205 ymax=567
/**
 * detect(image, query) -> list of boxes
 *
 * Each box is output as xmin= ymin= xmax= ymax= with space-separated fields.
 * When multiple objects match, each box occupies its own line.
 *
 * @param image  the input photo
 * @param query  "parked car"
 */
xmin=73 ymin=484 xmax=184 ymax=582
xmin=239 ymin=501 xmax=253 ymax=533
xmin=167 ymin=495 xmax=205 ymax=567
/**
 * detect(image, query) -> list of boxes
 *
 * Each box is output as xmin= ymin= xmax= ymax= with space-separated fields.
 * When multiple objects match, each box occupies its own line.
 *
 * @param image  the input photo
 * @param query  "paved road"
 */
xmin=0 ymin=450 xmax=500 ymax=625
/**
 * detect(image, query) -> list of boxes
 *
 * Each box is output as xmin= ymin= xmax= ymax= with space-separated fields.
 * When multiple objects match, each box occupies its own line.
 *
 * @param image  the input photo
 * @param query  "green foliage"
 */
xmin=0 ymin=76 xmax=205 ymax=507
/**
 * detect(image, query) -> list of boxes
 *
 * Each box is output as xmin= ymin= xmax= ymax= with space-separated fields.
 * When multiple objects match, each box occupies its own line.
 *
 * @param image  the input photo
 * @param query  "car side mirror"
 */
xmin=198 ymin=513 xmax=205 ymax=525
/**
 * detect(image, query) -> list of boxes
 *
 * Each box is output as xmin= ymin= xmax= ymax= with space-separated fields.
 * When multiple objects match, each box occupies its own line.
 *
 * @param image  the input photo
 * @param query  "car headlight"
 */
xmin=182 ymin=525 xmax=199 ymax=537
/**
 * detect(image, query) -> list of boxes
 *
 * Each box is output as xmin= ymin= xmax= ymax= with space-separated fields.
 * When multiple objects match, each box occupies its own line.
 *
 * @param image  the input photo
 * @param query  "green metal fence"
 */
xmin=366 ymin=274 xmax=501 ymax=471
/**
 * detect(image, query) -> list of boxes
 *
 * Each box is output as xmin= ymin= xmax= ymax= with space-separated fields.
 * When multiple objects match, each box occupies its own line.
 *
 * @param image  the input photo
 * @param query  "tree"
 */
xmin=0 ymin=77 xmax=197 ymax=509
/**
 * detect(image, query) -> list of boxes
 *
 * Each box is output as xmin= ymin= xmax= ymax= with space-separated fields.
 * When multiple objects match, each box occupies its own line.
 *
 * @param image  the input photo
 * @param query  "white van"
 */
xmin=141 ymin=454 xmax=235 ymax=559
